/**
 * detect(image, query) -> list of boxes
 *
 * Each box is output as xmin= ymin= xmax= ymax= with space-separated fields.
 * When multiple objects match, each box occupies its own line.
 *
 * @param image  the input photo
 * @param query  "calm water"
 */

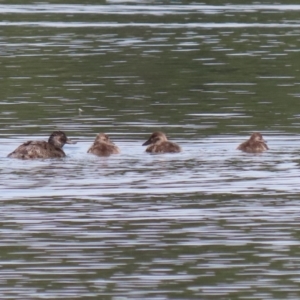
xmin=1 ymin=1 xmax=300 ymax=299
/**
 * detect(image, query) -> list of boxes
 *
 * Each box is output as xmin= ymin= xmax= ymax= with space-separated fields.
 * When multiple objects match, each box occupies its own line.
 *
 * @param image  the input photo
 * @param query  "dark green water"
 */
xmin=1 ymin=2 xmax=300 ymax=299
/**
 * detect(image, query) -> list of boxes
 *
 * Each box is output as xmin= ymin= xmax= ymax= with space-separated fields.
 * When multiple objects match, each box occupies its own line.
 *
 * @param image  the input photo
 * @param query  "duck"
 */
xmin=142 ymin=131 xmax=181 ymax=153
xmin=7 ymin=131 xmax=76 ymax=159
xmin=87 ymin=133 xmax=120 ymax=156
xmin=237 ymin=132 xmax=268 ymax=153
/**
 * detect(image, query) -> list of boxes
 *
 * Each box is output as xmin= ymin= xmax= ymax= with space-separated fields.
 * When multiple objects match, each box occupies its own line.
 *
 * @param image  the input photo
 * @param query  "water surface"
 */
xmin=1 ymin=2 xmax=300 ymax=299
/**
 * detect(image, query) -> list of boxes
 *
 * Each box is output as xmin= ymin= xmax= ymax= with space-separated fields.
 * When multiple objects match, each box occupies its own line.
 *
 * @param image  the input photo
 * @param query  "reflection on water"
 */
xmin=1 ymin=2 xmax=300 ymax=299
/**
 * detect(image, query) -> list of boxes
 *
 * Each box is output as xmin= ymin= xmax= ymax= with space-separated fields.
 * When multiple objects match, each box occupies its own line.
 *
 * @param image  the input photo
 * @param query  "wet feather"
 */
xmin=237 ymin=132 xmax=268 ymax=153
xmin=87 ymin=133 xmax=120 ymax=156
xmin=142 ymin=131 xmax=181 ymax=153
xmin=7 ymin=131 xmax=76 ymax=159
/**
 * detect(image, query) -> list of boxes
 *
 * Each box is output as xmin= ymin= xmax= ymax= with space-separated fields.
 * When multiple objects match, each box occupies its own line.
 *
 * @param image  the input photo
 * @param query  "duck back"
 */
xmin=146 ymin=141 xmax=181 ymax=153
xmin=88 ymin=143 xmax=120 ymax=156
xmin=8 ymin=140 xmax=66 ymax=159
xmin=237 ymin=140 xmax=268 ymax=153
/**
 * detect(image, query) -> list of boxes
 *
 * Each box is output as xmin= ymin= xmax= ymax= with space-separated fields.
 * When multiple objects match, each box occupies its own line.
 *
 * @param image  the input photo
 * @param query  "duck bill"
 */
xmin=142 ymin=139 xmax=151 ymax=146
xmin=66 ymin=138 xmax=77 ymax=144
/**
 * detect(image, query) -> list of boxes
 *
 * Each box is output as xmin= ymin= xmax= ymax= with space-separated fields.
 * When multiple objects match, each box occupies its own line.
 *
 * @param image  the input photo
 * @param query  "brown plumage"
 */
xmin=237 ymin=132 xmax=268 ymax=153
xmin=142 ymin=131 xmax=181 ymax=153
xmin=87 ymin=133 xmax=120 ymax=156
xmin=7 ymin=131 xmax=76 ymax=159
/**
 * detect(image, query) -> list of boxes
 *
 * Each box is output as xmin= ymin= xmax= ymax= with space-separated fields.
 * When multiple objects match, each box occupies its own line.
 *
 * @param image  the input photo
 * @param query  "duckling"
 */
xmin=7 ymin=131 xmax=76 ymax=159
xmin=142 ymin=131 xmax=181 ymax=153
xmin=237 ymin=132 xmax=268 ymax=153
xmin=87 ymin=133 xmax=120 ymax=156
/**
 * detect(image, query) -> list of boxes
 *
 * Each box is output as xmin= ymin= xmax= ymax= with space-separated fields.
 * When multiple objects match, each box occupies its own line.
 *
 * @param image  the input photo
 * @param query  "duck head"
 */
xmin=250 ymin=132 xmax=266 ymax=143
xmin=48 ymin=131 xmax=76 ymax=148
xmin=143 ymin=131 xmax=168 ymax=146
